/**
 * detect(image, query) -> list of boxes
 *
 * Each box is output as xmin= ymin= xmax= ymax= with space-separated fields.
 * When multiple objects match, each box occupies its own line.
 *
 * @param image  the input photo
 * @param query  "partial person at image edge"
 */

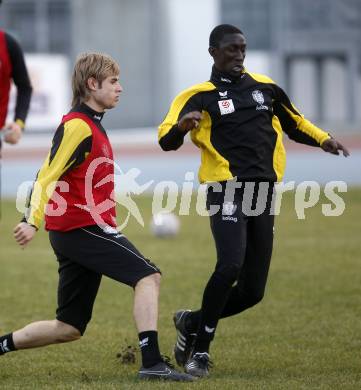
xmin=0 ymin=12 xmax=32 ymax=147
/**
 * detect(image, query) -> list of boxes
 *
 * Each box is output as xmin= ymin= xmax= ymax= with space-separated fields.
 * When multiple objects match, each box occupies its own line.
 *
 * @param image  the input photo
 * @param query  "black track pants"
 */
xmin=195 ymin=182 xmax=275 ymax=344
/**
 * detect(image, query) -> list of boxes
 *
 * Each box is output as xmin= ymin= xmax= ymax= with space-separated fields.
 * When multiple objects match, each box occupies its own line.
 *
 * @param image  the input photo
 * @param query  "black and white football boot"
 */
xmin=184 ymin=352 xmax=213 ymax=378
xmin=138 ymin=356 xmax=195 ymax=381
xmin=173 ymin=310 xmax=197 ymax=366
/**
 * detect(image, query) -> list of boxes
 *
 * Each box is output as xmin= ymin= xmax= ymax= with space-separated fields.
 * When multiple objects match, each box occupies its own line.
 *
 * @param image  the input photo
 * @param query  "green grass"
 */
xmin=0 ymin=189 xmax=360 ymax=389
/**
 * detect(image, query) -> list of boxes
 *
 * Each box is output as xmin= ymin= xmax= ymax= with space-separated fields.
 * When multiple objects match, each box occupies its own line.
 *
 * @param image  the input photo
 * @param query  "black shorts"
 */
xmin=49 ymin=225 xmax=161 ymax=334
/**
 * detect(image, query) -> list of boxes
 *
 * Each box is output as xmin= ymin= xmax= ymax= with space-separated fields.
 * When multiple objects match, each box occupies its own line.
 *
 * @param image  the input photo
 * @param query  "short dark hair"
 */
xmin=209 ymin=24 xmax=243 ymax=47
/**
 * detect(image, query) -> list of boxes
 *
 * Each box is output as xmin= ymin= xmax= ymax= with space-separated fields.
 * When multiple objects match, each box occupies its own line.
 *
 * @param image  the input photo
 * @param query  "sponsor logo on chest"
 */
xmin=218 ymin=99 xmax=235 ymax=115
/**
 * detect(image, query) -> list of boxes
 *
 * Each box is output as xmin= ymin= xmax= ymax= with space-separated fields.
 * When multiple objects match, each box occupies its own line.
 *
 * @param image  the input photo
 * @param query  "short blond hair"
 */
xmin=71 ymin=52 xmax=120 ymax=107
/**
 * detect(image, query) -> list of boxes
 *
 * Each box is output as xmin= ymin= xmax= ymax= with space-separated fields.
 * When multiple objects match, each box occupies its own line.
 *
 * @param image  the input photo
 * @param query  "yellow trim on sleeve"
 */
xmin=271 ymin=115 xmax=287 ymax=182
xmin=190 ymin=111 xmax=233 ymax=183
xmin=27 ymin=118 xmax=92 ymax=228
xmin=281 ymin=104 xmax=330 ymax=145
xmin=15 ymin=119 xmax=25 ymax=129
xmin=158 ymin=82 xmax=216 ymax=140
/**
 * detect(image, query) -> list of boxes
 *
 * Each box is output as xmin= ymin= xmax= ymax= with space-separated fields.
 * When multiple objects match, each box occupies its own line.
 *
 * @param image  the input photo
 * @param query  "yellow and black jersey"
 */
xmin=158 ymin=66 xmax=330 ymax=183
xmin=25 ymin=103 xmax=107 ymax=229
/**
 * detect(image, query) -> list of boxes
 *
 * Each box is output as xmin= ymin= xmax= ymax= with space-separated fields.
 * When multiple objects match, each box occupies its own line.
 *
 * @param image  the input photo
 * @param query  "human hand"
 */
xmin=14 ymin=222 xmax=37 ymax=248
xmin=3 ymin=122 xmax=23 ymax=145
xmin=177 ymin=111 xmax=202 ymax=132
xmin=321 ymin=138 xmax=350 ymax=157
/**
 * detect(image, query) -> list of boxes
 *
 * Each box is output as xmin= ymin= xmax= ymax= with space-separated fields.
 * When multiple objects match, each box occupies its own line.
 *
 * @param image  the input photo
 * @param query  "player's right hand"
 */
xmin=177 ymin=111 xmax=202 ymax=132
xmin=14 ymin=222 xmax=37 ymax=248
xmin=321 ymin=138 xmax=350 ymax=157
xmin=4 ymin=122 xmax=22 ymax=145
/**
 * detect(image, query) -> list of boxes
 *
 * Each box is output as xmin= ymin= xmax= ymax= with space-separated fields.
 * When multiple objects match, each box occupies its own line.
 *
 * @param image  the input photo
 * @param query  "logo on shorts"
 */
xmin=102 ymin=225 xmax=118 ymax=234
xmin=101 ymin=225 xmax=123 ymax=238
xmin=252 ymin=90 xmax=268 ymax=111
xmin=222 ymin=201 xmax=238 ymax=222
xmin=218 ymin=99 xmax=235 ymax=115
xmin=222 ymin=202 xmax=237 ymax=216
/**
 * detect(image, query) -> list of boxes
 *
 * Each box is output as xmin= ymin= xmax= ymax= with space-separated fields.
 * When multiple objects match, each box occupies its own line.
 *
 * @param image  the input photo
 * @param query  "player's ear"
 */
xmin=87 ymin=77 xmax=98 ymax=91
xmin=208 ymin=46 xmax=216 ymax=58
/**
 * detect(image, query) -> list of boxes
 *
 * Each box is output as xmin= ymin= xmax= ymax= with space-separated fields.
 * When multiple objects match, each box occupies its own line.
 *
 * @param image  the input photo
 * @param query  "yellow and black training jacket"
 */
xmin=25 ymin=103 xmax=116 ymax=231
xmin=158 ymin=66 xmax=330 ymax=183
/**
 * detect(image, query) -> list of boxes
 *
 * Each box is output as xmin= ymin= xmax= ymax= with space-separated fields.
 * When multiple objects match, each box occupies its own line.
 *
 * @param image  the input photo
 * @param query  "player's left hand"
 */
xmin=3 ymin=122 xmax=23 ymax=145
xmin=321 ymin=138 xmax=350 ymax=157
xmin=14 ymin=222 xmax=37 ymax=248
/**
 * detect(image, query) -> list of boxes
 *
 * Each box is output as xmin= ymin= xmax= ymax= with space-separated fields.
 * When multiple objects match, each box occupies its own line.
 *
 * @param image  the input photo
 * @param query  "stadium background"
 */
xmin=1 ymin=0 xmax=361 ymax=198
xmin=0 ymin=2 xmax=360 ymax=389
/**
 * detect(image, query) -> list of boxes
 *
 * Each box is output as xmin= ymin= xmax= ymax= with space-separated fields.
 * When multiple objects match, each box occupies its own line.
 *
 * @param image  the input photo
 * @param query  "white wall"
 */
xmin=244 ymin=51 xmax=271 ymax=75
xmin=7 ymin=55 xmax=69 ymax=131
xmin=165 ymin=0 xmax=220 ymax=96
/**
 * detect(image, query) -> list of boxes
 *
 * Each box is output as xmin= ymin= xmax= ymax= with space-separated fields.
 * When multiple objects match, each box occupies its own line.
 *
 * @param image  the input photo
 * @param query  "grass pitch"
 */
xmin=0 ymin=189 xmax=360 ymax=389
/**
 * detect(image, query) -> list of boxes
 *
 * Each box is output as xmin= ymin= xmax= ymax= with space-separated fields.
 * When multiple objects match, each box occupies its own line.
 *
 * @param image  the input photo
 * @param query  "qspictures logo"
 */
xmin=16 ymin=160 xmax=348 ymax=230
